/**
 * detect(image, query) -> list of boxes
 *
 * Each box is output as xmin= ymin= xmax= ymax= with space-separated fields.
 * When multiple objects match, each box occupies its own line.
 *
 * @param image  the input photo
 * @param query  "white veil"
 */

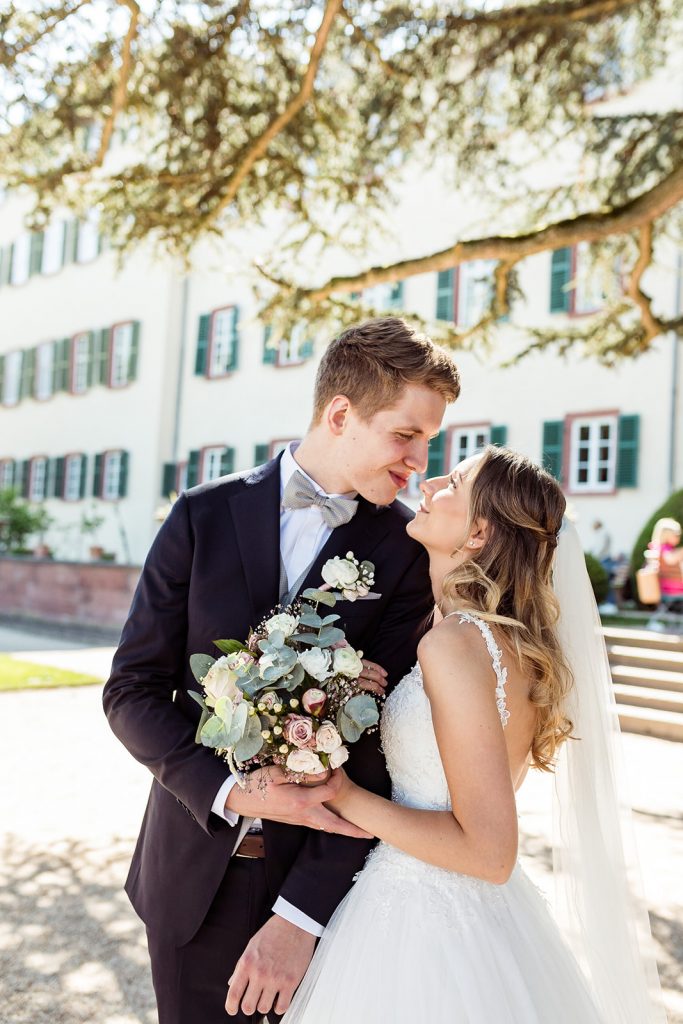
xmin=552 ymin=520 xmax=667 ymax=1022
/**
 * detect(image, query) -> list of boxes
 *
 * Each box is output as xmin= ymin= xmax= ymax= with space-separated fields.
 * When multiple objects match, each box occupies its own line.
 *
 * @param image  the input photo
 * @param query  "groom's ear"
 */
xmin=326 ymin=394 xmax=352 ymax=436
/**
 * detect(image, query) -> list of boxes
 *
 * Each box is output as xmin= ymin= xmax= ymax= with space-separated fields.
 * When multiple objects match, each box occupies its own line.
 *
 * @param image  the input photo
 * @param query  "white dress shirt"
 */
xmin=210 ymin=441 xmax=348 ymax=937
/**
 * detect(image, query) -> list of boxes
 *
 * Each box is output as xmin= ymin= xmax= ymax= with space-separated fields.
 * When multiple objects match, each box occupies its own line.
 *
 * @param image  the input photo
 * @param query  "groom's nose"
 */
xmin=404 ymin=437 xmax=430 ymax=475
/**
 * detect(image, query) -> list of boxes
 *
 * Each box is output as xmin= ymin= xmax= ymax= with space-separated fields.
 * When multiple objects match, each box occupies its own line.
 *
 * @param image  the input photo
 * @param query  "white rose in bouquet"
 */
xmin=332 ymin=645 xmax=364 ymax=678
xmin=329 ymin=745 xmax=349 ymax=768
xmin=315 ymin=721 xmax=343 ymax=754
xmin=321 ymin=556 xmax=359 ymax=591
xmin=286 ymin=749 xmax=326 ymax=774
xmin=265 ymin=612 xmax=299 ymax=638
xmin=202 ymin=656 xmax=243 ymax=707
xmin=298 ymin=647 xmax=333 ymax=682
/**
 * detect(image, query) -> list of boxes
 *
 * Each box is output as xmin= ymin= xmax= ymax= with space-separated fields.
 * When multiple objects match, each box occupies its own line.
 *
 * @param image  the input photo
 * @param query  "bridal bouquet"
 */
xmin=189 ymin=553 xmax=379 ymax=784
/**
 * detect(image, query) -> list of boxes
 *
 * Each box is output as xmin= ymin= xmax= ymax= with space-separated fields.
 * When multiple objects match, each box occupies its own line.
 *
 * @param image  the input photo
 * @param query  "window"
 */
xmin=456 ymin=261 xmax=496 ymax=327
xmin=568 ymin=415 xmax=617 ymax=492
xmin=10 ymin=233 xmax=31 ymax=286
xmin=278 ymin=324 xmax=314 ymax=366
xmin=30 ymin=457 xmax=48 ymax=501
xmin=35 ymin=342 xmax=54 ymax=401
xmin=64 ymin=454 xmax=84 ymax=501
xmin=550 ymin=244 xmax=603 ymax=316
xmin=76 ymin=211 xmax=100 ymax=263
xmin=110 ymin=323 xmax=133 ymax=388
xmin=41 ymin=221 xmax=66 ymax=275
xmin=450 ymin=425 xmax=490 ymax=463
xmin=201 ymin=447 xmax=225 ymax=483
xmin=103 ymin=451 xmax=123 ymax=500
xmin=209 ymin=307 xmax=239 ymax=376
xmin=3 ymin=351 xmax=22 ymax=406
xmin=176 ymin=462 xmax=188 ymax=493
xmin=0 ymin=460 xmax=14 ymax=489
xmin=72 ymin=332 xmax=91 ymax=393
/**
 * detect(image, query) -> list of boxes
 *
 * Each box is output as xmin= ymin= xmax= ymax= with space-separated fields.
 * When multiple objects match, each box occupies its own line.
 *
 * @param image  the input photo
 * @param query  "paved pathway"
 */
xmin=1 ymin=624 xmax=681 ymax=1023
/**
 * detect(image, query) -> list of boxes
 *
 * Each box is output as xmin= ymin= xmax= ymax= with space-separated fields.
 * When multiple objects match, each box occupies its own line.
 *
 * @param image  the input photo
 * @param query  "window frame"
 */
xmin=29 ymin=455 xmax=49 ymax=502
xmin=71 ymin=331 xmax=91 ymax=395
xmin=102 ymin=450 xmax=123 ymax=502
xmin=0 ymin=459 xmax=15 ymax=490
xmin=2 ymin=349 xmax=22 ymax=407
xmin=565 ymin=410 xmax=619 ymax=496
xmin=276 ymin=323 xmax=308 ymax=367
xmin=454 ymin=260 xmax=496 ymax=328
xmin=41 ymin=220 xmax=66 ymax=276
xmin=63 ymin=452 xmax=85 ymax=502
xmin=207 ymin=305 xmax=238 ymax=379
xmin=446 ymin=422 xmax=492 ymax=467
xmin=76 ymin=211 xmax=100 ymax=264
xmin=10 ymin=232 xmax=31 ymax=286
xmin=34 ymin=341 xmax=55 ymax=402
xmin=109 ymin=320 xmax=135 ymax=389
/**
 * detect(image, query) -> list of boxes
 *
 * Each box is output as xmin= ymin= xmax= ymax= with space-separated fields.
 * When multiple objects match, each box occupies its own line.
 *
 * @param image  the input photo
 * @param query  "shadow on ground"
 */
xmin=0 ymin=834 xmax=155 ymax=1024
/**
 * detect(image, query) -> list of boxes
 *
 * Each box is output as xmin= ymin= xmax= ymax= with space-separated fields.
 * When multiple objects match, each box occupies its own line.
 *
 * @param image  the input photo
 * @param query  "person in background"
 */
xmin=648 ymin=517 xmax=683 ymax=608
xmin=589 ymin=519 xmax=612 ymax=563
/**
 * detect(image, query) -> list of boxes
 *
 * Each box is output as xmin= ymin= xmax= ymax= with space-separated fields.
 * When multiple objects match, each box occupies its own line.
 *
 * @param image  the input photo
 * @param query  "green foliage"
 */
xmin=0 ymin=488 xmax=52 ymax=553
xmin=630 ymin=489 xmax=683 ymax=578
xmin=584 ymin=552 xmax=610 ymax=605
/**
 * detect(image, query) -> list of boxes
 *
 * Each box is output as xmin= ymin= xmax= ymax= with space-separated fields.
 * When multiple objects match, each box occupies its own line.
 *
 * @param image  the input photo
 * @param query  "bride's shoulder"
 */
xmin=417 ymin=615 xmax=493 ymax=685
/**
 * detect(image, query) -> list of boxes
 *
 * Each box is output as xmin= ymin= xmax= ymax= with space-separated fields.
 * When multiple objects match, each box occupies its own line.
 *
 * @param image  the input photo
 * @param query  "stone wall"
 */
xmin=0 ymin=557 xmax=140 ymax=630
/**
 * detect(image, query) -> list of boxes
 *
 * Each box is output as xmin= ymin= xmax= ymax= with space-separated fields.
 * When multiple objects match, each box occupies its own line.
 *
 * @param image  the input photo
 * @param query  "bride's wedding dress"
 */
xmin=283 ymin=612 xmax=604 ymax=1023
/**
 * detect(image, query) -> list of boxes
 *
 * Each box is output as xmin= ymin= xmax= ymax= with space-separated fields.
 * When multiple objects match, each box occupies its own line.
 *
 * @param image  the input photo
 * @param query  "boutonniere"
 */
xmin=320 ymin=552 xmax=379 ymax=601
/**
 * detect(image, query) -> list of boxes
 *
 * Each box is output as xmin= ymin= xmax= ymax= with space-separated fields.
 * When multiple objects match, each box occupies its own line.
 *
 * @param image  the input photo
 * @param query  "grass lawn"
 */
xmin=0 ymin=655 xmax=102 ymax=692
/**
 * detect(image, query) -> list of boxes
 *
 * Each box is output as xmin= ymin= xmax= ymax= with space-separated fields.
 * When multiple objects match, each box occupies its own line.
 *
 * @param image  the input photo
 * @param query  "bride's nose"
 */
xmin=420 ymin=476 xmax=441 ymax=498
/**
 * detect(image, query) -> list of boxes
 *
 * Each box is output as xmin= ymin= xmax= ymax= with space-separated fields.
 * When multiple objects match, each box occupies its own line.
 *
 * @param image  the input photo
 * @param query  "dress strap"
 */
xmin=443 ymin=611 xmax=510 ymax=727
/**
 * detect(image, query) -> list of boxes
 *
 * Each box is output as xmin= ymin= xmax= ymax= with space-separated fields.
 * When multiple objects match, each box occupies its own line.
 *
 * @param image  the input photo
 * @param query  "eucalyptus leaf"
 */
xmin=200 ymin=715 xmax=233 ymax=749
xmin=234 ymin=714 xmax=265 ymax=761
xmin=194 ymin=707 xmax=211 ymax=743
xmin=189 ymin=653 xmax=216 ymax=684
xmin=225 ymin=701 xmax=249 ymax=745
xmin=344 ymin=693 xmax=380 ymax=729
xmin=214 ymin=697 xmax=234 ymax=726
xmin=213 ymin=638 xmax=250 ymax=656
xmin=188 ymin=689 xmax=208 ymax=711
xmin=292 ymin=633 xmax=324 ymax=647
xmin=299 ymin=611 xmax=323 ymax=628
xmin=337 ymin=709 xmax=362 ymax=743
xmin=302 ymin=588 xmax=337 ymax=607
xmin=317 ymin=626 xmax=345 ymax=647
xmin=320 ymin=614 xmax=340 ymax=626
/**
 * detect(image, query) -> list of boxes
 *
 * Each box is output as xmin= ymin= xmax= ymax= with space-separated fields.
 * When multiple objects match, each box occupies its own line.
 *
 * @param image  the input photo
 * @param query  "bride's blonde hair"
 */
xmin=440 ymin=446 xmax=573 ymax=771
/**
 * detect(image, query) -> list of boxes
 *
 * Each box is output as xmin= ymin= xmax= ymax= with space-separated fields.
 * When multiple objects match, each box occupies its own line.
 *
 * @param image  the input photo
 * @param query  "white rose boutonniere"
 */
xmin=321 ymin=552 xmax=376 ymax=601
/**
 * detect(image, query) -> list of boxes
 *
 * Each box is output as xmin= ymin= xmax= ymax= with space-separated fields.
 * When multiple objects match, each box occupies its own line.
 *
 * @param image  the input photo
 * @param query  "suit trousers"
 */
xmin=146 ymin=856 xmax=283 ymax=1024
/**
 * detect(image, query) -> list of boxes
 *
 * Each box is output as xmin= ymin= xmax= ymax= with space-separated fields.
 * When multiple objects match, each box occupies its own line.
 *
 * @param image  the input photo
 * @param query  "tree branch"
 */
xmin=6 ymin=0 xmax=93 ymax=60
xmin=302 ymin=162 xmax=683 ymax=302
xmin=338 ymin=6 xmax=410 ymax=82
xmin=444 ymin=0 xmax=642 ymax=32
xmin=94 ymin=0 xmax=140 ymax=167
xmin=194 ymin=0 xmax=344 ymax=233
xmin=627 ymin=221 xmax=665 ymax=341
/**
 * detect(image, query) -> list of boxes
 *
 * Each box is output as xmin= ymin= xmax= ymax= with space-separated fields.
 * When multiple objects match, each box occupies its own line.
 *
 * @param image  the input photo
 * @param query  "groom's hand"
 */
xmin=225 ymin=767 xmax=371 ymax=838
xmin=226 ymin=915 xmax=316 ymax=1017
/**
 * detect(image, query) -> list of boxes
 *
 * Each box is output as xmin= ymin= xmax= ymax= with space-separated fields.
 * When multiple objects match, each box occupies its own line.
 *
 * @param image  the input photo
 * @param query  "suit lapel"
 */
xmin=228 ymin=457 xmax=282 ymax=622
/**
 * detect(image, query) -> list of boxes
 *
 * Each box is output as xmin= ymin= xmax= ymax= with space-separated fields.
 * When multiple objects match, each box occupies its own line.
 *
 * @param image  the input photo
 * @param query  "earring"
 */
xmin=468 ymin=540 xmax=476 ymax=548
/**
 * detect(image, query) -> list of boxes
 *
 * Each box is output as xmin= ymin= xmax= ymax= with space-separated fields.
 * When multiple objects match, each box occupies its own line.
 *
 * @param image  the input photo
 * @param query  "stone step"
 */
xmin=617 ymin=704 xmax=683 ymax=742
xmin=613 ymin=684 xmax=683 ymax=715
xmin=606 ymin=644 xmax=683 ymax=674
xmin=610 ymin=663 xmax=683 ymax=693
xmin=602 ymin=626 xmax=683 ymax=654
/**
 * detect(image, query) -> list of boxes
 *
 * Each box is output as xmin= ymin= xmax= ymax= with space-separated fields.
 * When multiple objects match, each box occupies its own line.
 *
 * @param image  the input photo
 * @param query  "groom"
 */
xmin=103 ymin=316 xmax=460 ymax=1024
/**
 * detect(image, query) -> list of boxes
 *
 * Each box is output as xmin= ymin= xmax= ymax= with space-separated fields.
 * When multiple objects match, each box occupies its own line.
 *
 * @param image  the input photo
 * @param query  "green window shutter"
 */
xmin=45 ymin=458 xmax=56 ymax=498
xmin=616 ymin=414 xmax=640 ymax=488
xmin=388 ymin=280 xmax=404 ymax=309
xmin=263 ymin=325 xmax=278 ymax=365
xmin=62 ymin=221 xmax=79 ymax=265
xmin=79 ymin=455 xmax=88 ymax=498
xmin=19 ymin=460 xmax=30 ymax=498
xmin=162 ymin=462 xmax=177 ymax=497
xmin=195 ymin=314 xmax=210 ymax=375
xmin=20 ymin=349 xmax=34 ymax=400
xmin=54 ymin=457 xmax=65 ymax=499
xmin=93 ymin=453 xmax=103 ymax=497
xmin=427 ymin=430 xmax=447 ymax=477
xmin=90 ymin=328 xmax=110 ymax=386
xmin=254 ymin=443 xmax=270 ymax=465
xmin=542 ymin=420 xmax=564 ymax=481
xmin=128 ymin=321 xmax=140 ymax=381
xmin=220 ymin=447 xmax=235 ymax=476
xmin=187 ymin=450 xmax=200 ymax=488
xmin=550 ymin=248 xmax=572 ymax=313
xmin=0 ymin=355 xmax=4 ymax=398
xmin=436 ymin=269 xmax=455 ymax=322
xmin=228 ymin=307 xmax=239 ymax=370
xmin=118 ymin=451 xmax=129 ymax=497
xmin=490 ymin=425 xmax=507 ymax=447
xmin=52 ymin=338 xmax=70 ymax=392
xmin=299 ymin=336 xmax=314 ymax=359
xmin=29 ymin=232 xmax=44 ymax=276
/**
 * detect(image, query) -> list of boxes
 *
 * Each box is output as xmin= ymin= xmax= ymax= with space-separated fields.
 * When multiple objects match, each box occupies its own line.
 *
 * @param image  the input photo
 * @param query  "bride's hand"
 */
xmin=322 ymin=767 xmax=355 ymax=813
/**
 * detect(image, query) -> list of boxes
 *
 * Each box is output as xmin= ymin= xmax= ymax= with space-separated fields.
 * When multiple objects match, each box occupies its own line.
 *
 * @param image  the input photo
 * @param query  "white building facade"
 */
xmin=1 ymin=184 xmax=681 ymax=567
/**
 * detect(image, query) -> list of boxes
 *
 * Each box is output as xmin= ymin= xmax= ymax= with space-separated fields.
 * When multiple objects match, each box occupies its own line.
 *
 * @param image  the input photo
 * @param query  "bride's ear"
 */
xmin=466 ymin=518 xmax=490 ymax=551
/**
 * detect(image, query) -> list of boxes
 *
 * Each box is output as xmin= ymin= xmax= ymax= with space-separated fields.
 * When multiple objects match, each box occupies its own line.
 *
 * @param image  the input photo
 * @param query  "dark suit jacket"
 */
xmin=103 ymin=455 xmax=433 ymax=946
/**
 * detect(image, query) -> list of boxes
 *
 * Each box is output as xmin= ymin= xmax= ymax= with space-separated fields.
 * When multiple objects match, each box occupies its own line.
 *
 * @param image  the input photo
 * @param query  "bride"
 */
xmin=283 ymin=445 xmax=665 ymax=1024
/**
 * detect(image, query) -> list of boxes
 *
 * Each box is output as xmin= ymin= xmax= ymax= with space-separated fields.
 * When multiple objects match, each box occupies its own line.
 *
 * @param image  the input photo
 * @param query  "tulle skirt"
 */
xmin=283 ymin=842 xmax=605 ymax=1023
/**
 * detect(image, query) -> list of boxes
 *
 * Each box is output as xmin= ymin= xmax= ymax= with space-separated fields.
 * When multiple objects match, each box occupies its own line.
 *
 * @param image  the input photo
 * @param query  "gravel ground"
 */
xmin=1 ymin=643 xmax=681 ymax=1024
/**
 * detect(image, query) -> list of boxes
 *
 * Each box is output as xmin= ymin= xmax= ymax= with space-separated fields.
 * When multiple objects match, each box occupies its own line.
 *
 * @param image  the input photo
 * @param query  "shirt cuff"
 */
xmin=211 ymin=775 xmax=240 ymax=826
xmin=272 ymin=896 xmax=325 ymax=938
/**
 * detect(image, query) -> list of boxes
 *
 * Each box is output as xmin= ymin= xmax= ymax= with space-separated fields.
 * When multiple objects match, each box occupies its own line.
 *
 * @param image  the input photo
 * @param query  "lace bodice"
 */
xmin=381 ymin=612 xmax=508 ymax=812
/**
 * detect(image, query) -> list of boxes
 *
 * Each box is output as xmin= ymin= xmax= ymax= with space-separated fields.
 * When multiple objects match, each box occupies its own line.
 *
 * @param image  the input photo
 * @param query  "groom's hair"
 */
xmin=312 ymin=317 xmax=460 ymax=422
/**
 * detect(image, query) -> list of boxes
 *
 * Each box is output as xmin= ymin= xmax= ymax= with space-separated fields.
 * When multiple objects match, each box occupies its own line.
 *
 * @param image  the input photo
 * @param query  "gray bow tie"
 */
xmin=282 ymin=469 xmax=358 ymax=528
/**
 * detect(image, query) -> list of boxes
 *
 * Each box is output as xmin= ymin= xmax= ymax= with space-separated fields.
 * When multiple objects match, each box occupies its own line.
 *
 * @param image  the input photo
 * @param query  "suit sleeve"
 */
xmin=102 ymin=493 xmax=231 ymax=835
xmin=274 ymin=546 xmax=433 ymax=926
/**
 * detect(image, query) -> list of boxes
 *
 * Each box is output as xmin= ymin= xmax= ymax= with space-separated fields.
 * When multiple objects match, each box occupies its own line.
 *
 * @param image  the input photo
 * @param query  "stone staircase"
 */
xmin=604 ymin=626 xmax=683 ymax=741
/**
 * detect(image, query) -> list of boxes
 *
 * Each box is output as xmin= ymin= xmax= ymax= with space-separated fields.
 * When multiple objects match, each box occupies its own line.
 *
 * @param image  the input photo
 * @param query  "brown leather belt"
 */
xmin=235 ymin=833 xmax=265 ymax=859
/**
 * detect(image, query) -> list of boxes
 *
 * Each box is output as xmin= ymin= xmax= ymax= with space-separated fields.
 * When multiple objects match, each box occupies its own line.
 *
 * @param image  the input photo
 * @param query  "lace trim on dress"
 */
xmin=444 ymin=610 xmax=510 ymax=728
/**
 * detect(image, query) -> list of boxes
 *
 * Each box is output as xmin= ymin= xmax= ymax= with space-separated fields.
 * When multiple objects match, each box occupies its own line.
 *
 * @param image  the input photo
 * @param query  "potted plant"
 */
xmin=80 ymin=503 xmax=106 ymax=560
xmin=0 ymin=488 xmax=53 ymax=556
